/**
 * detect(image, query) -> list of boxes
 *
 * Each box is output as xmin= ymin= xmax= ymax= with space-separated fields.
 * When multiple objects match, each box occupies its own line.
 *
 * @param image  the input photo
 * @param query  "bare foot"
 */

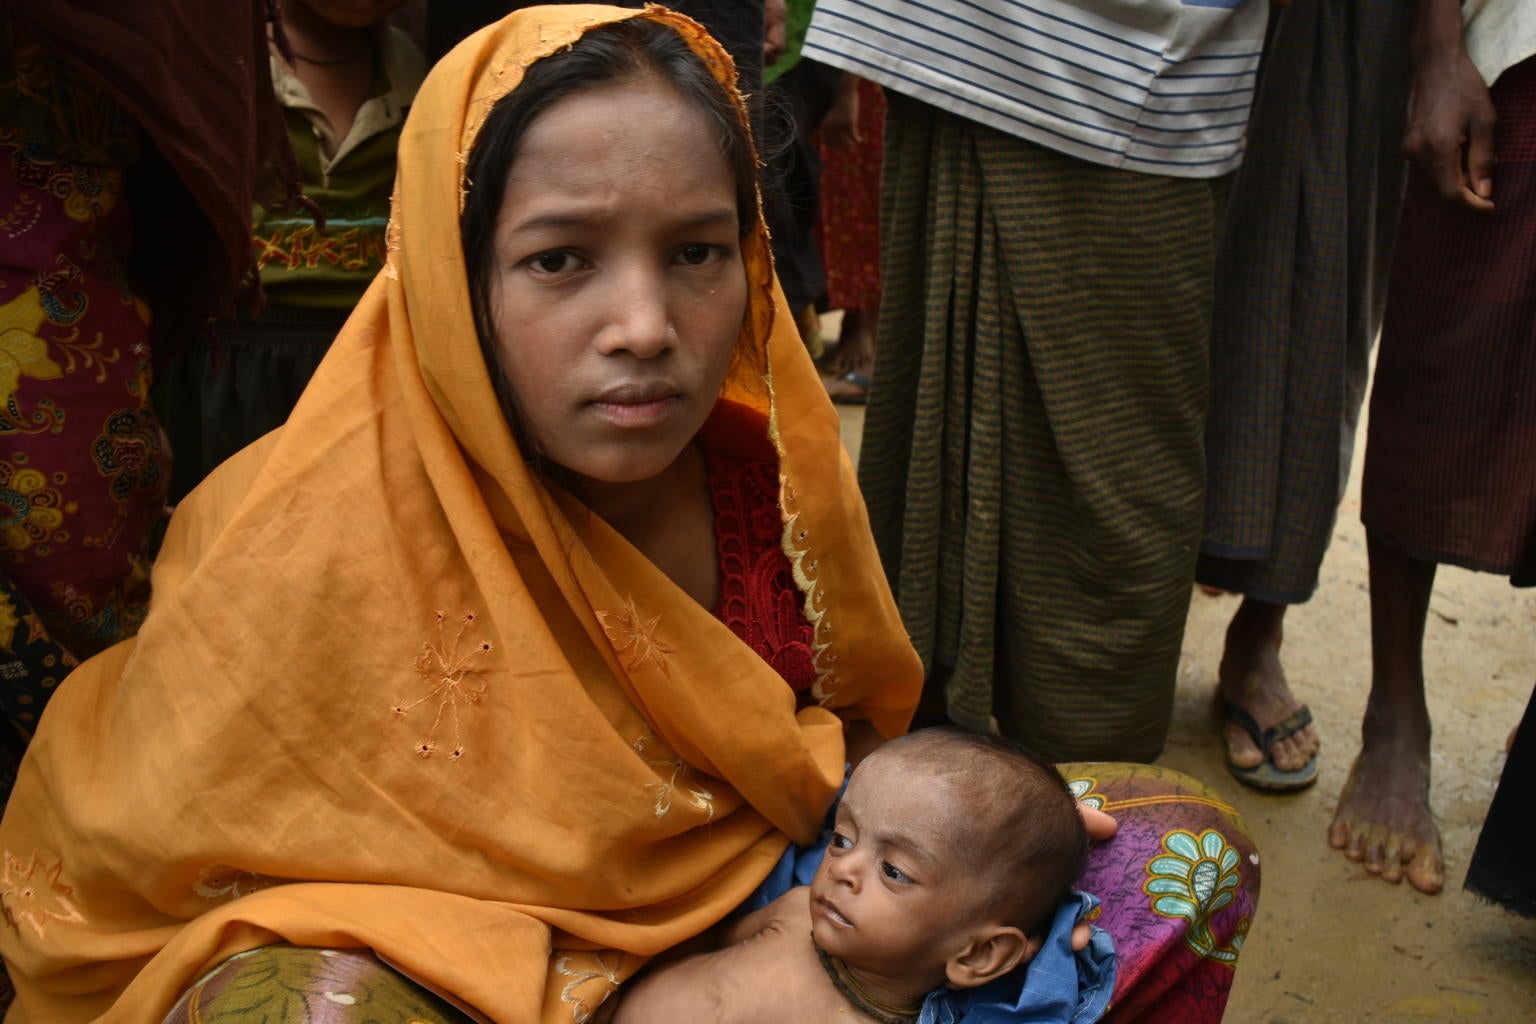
xmin=1219 ymin=600 xmax=1319 ymax=773
xmin=1327 ymin=719 xmax=1444 ymax=893
xmin=824 ymin=307 xmax=876 ymax=374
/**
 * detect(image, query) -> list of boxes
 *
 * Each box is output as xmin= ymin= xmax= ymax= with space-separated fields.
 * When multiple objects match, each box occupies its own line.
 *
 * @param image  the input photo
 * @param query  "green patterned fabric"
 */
xmin=162 ymin=946 xmax=474 ymax=1023
xmin=859 ymin=93 xmax=1219 ymax=762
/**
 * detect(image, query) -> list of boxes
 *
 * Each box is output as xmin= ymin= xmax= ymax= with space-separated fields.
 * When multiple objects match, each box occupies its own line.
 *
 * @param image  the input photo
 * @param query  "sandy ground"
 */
xmin=833 ymin=391 xmax=1536 ymax=1022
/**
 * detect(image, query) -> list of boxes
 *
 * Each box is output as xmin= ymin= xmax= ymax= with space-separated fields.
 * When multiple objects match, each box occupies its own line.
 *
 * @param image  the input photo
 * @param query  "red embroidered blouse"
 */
xmin=702 ymin=405 xmax=817 ymax=700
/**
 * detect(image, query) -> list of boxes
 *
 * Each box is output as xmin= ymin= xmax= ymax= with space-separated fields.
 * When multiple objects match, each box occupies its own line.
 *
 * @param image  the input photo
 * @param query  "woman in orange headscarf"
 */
xmin=0 ymin=7 xmax=1256 ymax=1023
xmin=0 ymin=6 xmax=917 ymax=1021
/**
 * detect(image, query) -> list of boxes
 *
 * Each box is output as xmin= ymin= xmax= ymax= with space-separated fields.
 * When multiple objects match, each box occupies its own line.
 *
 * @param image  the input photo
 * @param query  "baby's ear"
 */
xmin=944 ymin=926 xmax=1034 ymax=989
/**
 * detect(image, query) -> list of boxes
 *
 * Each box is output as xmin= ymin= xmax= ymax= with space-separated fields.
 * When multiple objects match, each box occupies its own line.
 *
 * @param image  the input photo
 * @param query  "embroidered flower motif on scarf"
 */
xmin=392 ymin=610 xmax=494 ymax=761
xmin=554 ymin=950 xmax=623 ymax=1024
xmin=597 ymin=596 xmax=675 ymax=676
xmin=632 ymin=733 xmax=714 ymax=821
xmin=0 ymin=851 xmax=84 ymax=937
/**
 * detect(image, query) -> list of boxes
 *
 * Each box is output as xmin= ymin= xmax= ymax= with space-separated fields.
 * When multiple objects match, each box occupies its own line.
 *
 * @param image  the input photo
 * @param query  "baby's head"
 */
xmin=810 ymin=727 xmax=1088 ymax=993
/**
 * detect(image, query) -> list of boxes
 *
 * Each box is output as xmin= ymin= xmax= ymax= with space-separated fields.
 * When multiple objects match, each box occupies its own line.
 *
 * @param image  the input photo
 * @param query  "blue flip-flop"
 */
xmin=1223 ymin=701 xmax=1319 ymax=792
xmin=826 ymin=370 xmax=871 ymax=405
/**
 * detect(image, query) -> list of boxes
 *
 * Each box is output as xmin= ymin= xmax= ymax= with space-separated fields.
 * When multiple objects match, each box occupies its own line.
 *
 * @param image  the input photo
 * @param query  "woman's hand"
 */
xmin=1079 ymin=801 xmax=1117 ymax=843
xmin=1071 ymin=801 xmax=1116 ymax=950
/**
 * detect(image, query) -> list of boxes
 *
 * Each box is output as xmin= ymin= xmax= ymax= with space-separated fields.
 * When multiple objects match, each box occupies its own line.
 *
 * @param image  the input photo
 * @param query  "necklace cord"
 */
xmin=812 ymin=936 xmax=920 ymax=1024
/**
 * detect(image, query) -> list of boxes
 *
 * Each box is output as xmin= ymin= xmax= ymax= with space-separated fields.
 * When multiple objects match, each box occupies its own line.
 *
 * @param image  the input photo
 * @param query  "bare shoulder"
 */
xmin=608 ymin=887 xmax=850 ymax=1024
xmin=703 ymin=898 xmax=852 ymax=1024
xmin=718 ymin=885 xmax=813 ymax=945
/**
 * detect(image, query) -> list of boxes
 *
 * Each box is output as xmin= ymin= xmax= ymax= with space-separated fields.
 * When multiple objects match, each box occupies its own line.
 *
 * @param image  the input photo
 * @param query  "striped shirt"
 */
xmin=802 ymin=0 xmax=1269 ymax=177
xmin=1464 ymin=0 xmax=1536 ymax=88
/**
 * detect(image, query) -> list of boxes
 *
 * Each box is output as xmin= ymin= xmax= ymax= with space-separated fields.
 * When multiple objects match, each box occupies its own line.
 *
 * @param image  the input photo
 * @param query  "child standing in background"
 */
xmin=161 ymin=0 xmax=424 ymax=500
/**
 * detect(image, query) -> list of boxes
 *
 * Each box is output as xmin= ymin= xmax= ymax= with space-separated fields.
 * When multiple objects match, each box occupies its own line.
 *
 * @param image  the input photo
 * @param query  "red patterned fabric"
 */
xmin=815 ymin=79 xmax=885 ymax=312
xmin=703 ymin=408 xmax=818 ymax=698
xmin=1363 ymin=56 xmax=1536 ymax=581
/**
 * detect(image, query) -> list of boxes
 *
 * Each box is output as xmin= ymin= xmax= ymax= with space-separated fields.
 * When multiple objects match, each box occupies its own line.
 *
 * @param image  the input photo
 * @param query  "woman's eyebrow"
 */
xmin=509 ymin=206 xmax=737 ymax=234
xmin=509 ymin=211 xmax=591 ymax=233
xmin=675 ymin=207 xmax=739 ymax=230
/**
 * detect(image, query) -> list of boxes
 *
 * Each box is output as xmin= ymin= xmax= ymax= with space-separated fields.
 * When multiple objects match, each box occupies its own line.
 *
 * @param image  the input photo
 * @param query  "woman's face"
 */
xmin=487 ymin=74 xmax=748 ymax=490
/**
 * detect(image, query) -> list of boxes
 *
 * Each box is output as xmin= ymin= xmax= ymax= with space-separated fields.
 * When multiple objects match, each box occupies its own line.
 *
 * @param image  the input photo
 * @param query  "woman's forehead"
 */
xmin=497 ymin=79 xmax=735 ymax=217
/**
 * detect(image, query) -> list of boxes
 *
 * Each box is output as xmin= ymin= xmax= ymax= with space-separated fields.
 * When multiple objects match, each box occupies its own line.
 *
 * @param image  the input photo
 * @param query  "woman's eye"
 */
xmin=528 ymin=251 xmax=578 ymax=274
xmin=677 ymin=243 xmax=724 ymax=266
xmin=881 ymin=861 xmax=910 ymax=883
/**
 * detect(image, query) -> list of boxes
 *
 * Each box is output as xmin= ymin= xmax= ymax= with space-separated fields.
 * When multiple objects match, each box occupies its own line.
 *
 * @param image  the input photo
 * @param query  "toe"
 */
xmin=1406 ymin=845 xmax=1445 ymax=894
xmin=1224 ymin=723 xmax=1263 ymax=770
xmin=1358 ymin=826 xmax=1383 ymax=872
xmin=1379 ymin=833 xmax=1406 ymax=883
xmin=1271 ymin=733 xmax=1308 ymax=772
xmin=1345 ymin=824 xmax=1370 ymax=863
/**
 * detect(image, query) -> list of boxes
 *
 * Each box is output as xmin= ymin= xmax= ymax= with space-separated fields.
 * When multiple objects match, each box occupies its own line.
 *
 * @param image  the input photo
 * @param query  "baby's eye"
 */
xmin=829 ymin=831 xmax=852 ymax=850
xmin=676 ymin=243 xmax=726 ymax=266
xmin=881 ymin=861 xmax=911 ymax=884
xmin=528 ymin=251 xmax=579 ymax=274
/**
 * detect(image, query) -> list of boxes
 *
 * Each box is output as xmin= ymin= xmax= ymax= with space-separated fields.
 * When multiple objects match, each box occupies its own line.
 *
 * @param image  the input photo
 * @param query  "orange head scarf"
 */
xmin=0 ymin=6 xmax=920 ymax=1021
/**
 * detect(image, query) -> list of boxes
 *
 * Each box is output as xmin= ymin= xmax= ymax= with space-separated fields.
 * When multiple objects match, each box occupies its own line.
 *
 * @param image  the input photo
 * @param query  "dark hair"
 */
xmin=877 ymin=726 xmax=1089 ymax=937
xmin=460 ymin=16 xmax=759 ymax=446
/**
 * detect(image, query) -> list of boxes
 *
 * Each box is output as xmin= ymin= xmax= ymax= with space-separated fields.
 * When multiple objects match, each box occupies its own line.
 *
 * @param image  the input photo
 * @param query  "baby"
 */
xmin=604 ymin=726 xmax=1090 ymax=1023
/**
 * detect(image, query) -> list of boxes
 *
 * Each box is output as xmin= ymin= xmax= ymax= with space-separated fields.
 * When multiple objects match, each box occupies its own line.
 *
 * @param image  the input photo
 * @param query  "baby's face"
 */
xmin=808 ymin=753 xmax=986 ymax=984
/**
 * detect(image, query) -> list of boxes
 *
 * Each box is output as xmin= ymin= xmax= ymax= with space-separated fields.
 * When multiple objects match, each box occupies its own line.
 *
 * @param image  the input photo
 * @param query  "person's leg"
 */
xmin=1199 ymin=0 xmax=1415 ymax=787
xmin=821 ymin=305 xmax=875 ymax=400
xmin=1328 ymin=531 xmax=1443 ymax=893
xmin=987 ymin=150 xmax=1212 ymax=763
xmin=1219 ymin=598 xmax=1320 ymax=773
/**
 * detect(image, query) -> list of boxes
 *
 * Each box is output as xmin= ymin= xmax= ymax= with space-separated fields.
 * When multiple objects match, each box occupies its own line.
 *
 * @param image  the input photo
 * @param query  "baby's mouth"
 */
xmin=816 ymin=896 xmax=851 ymax=927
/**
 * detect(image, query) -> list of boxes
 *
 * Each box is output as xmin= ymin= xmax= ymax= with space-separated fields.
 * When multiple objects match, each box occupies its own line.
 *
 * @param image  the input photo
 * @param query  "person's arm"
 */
xmin=1404 ymin=0 xmax=1496 ymax=210
xmin=816 ymin=73 xmax=862 ymax=148
xmin=763 ymin=0 xmax=786 ymax=66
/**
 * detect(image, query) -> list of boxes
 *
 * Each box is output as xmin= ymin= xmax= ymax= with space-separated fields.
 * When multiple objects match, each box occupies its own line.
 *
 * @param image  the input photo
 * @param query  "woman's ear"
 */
xmin=944 ymin=926 xmax=1035 ymax=989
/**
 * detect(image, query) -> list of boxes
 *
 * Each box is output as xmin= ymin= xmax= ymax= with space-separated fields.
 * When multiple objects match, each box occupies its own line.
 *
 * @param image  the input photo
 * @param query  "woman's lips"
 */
xmin=588 ymin=384 xmax=681 ymax=428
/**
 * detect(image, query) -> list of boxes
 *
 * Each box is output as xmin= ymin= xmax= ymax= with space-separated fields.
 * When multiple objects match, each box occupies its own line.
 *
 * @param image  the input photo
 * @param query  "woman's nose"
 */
xmin=597 ymin=261 xmax=673 ymax=359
